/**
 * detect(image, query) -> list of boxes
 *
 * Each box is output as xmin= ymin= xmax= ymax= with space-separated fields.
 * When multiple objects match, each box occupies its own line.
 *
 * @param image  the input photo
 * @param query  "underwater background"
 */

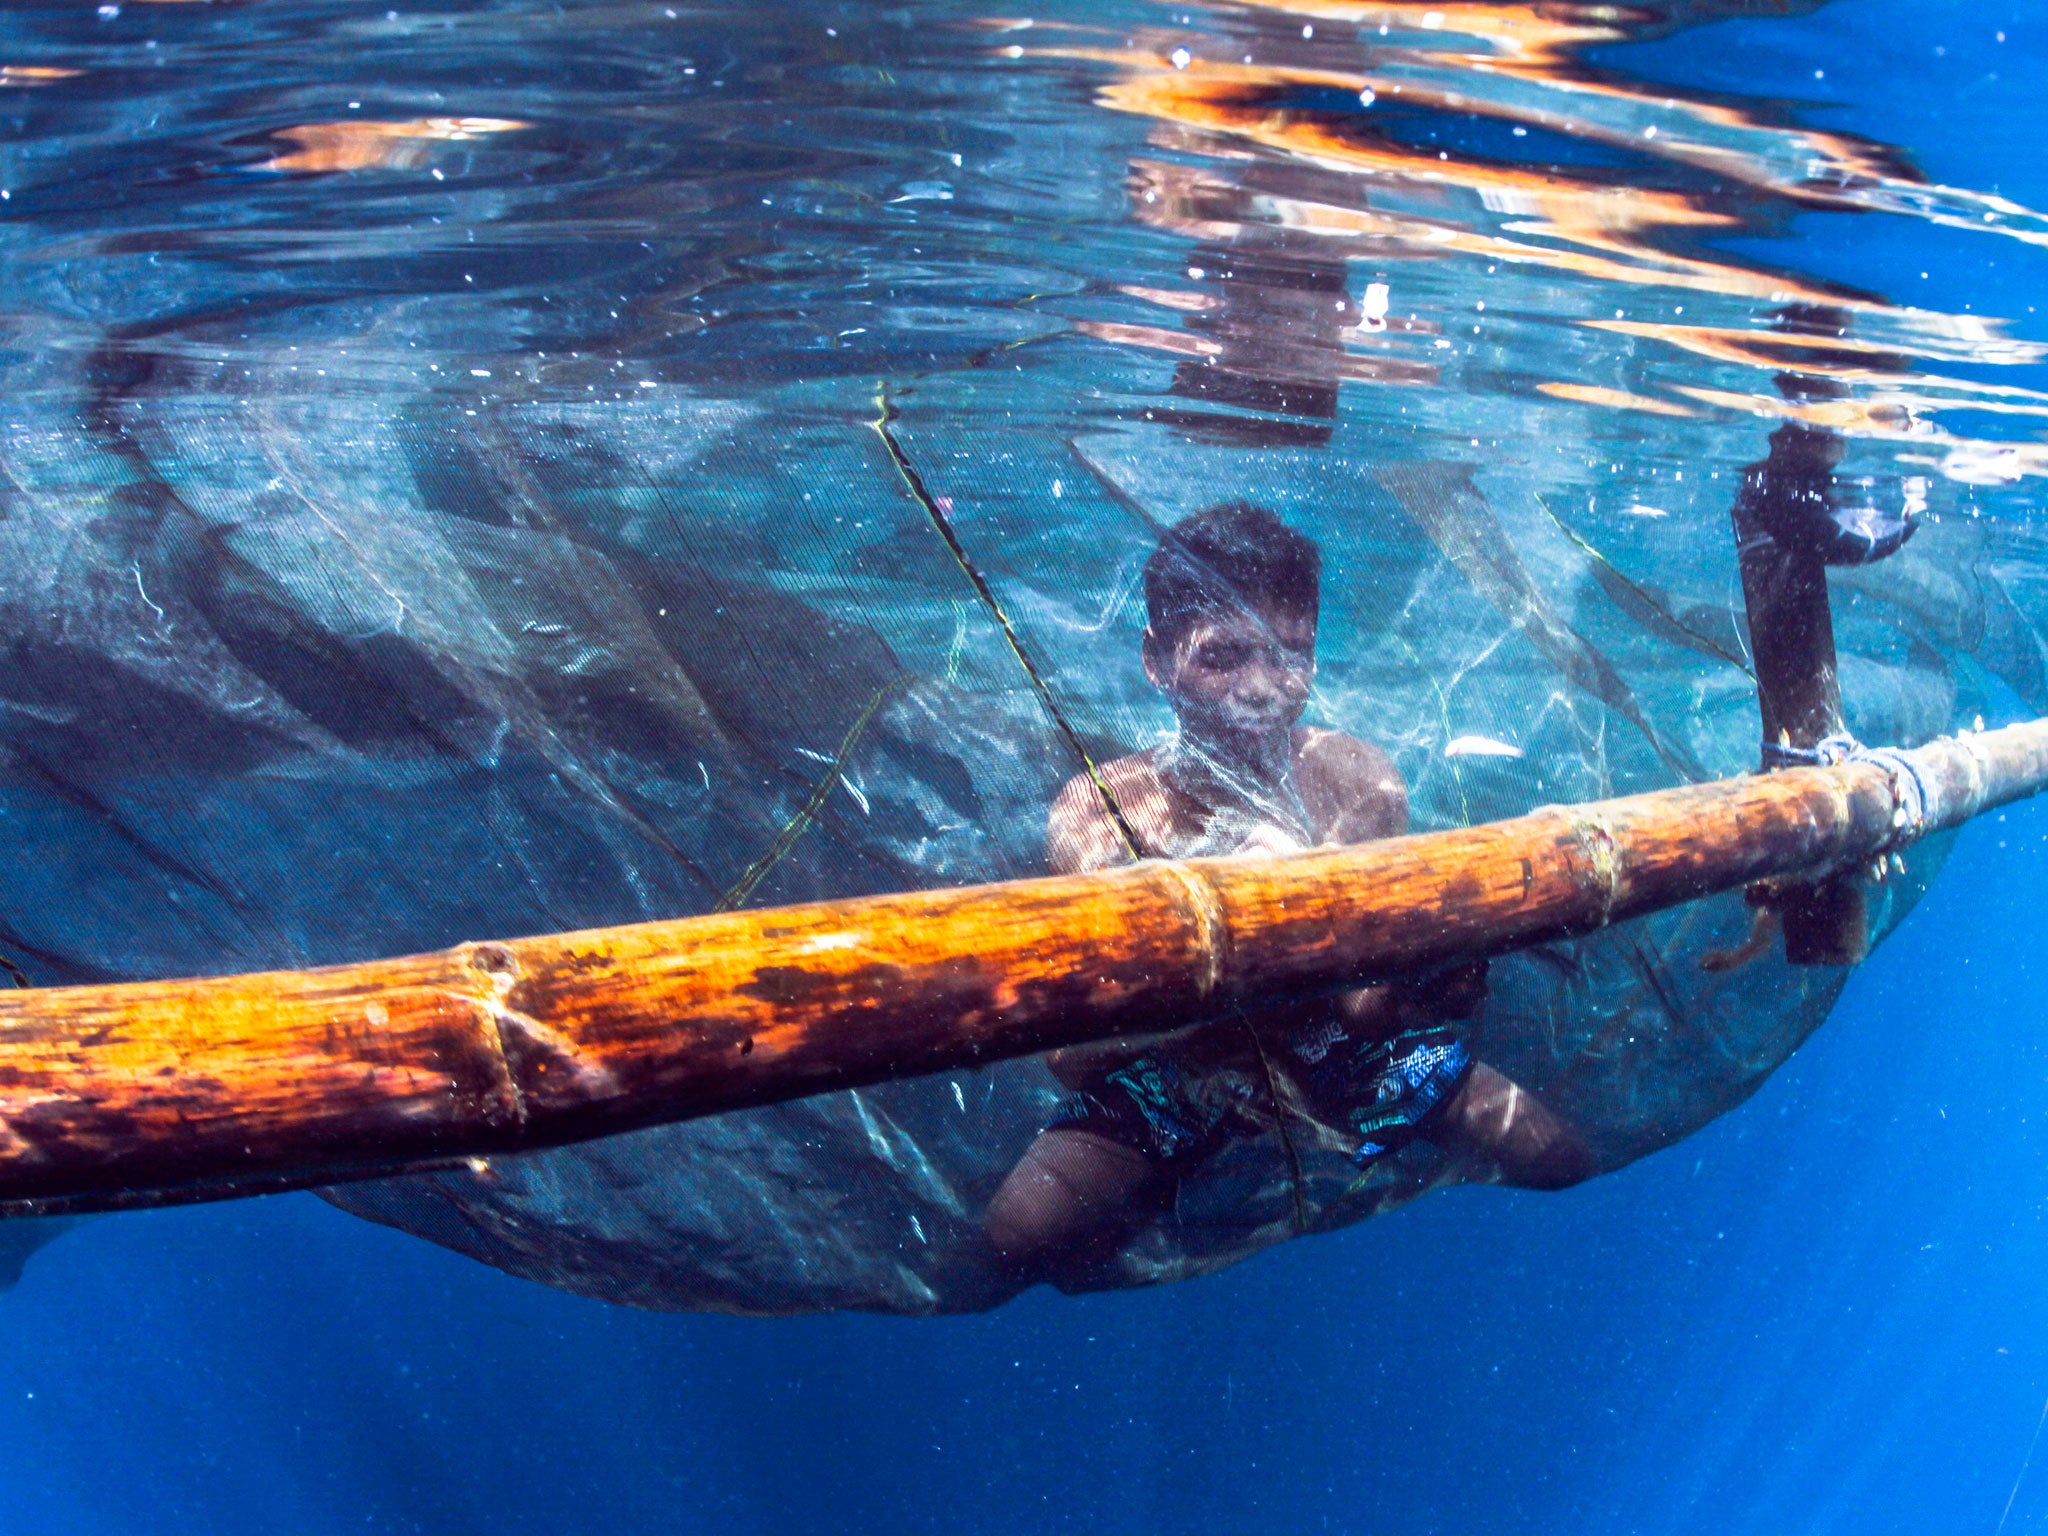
xmin=2 ymin=0 xmax=2048 ymax=1530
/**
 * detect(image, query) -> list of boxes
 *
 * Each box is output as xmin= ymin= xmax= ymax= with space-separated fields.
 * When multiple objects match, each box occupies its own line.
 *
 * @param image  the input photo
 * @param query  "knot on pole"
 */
xmin=1564 ymin=811 xmax=1623 ymax=928
xmin=1773 ymin=732 xmax=1937 ymax=848
xmin=1156 ymin=861 xmax=1230 ymax=1000
xmin=458 ymin=941 xmax=621 ymax=1125
xmin=1850 ymin=746 xmax=1934 ymax=845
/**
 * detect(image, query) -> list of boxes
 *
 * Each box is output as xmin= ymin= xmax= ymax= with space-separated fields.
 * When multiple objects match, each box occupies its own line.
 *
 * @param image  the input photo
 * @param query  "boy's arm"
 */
xmin=1043 ymin=766 xmax=1171 ymax=1084
xmin=1045 ymin=770 xmax=1138 ymax=876
xmin=1301 ymin=731 xmax=1491 ymax=1032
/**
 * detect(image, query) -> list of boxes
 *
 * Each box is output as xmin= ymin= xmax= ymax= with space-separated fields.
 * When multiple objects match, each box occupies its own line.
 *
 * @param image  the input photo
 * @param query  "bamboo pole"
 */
xmin=1 ymin=720 xmax=2044 ymax=1215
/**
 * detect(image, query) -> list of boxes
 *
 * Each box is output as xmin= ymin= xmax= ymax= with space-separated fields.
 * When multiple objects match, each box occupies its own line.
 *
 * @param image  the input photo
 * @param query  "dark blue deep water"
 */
xmin=4 ymin=1 xmax=2048 ymax=1532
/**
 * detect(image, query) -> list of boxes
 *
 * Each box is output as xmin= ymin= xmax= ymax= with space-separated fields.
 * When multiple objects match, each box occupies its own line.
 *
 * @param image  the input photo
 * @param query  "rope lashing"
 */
xmin=1764 ymin=731 xmax=1955 ymax=847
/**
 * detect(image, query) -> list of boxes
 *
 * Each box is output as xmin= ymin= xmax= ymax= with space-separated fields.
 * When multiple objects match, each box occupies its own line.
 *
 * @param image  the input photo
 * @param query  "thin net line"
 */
xmin=870 ymin=385 xmax=1141 ymax=860
xmin=1996 ymin=1387 xmax=2048 ymax=1536
xmin=714 ymin=676 xmax=912 ymax=913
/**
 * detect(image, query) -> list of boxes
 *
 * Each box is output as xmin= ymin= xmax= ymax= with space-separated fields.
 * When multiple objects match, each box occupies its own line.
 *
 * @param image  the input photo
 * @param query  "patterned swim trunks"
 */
xmin=1048 ymin=1018 xmax=1472 ymax=1171
xmin=1047 ymin=1049 xmax=1264 ymax=1170
xmin=1286 ymin=1022 xmax=1473 ymax=1165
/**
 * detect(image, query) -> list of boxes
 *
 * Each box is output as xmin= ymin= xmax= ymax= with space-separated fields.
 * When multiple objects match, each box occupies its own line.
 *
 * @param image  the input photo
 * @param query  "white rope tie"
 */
xmin=1767 ymin=732 xmax=1933 ymax=847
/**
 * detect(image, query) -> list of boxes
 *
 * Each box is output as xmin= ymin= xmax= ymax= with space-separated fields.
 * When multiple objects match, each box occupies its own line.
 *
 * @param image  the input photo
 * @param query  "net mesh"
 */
xmin=0 ymin=0 xmax=2043 ymax=1311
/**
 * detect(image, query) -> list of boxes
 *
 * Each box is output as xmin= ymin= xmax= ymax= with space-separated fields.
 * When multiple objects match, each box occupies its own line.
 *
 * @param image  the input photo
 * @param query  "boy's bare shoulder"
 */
xmin=1047 ymin=752 xmax=1168 ymax=873
xmin=1297 ymin=727 xmax=1407 ymax=843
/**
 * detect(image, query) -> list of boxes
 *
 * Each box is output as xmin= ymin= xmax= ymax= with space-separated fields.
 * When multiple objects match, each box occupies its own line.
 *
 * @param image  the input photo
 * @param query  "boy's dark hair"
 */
xmin=1143 ymin=503 xmax=1321 ymax=644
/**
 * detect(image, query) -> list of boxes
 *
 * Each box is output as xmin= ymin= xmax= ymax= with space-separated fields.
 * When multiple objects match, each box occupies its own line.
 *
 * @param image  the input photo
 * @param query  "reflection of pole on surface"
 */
xmin=0 ymin=718 xmax=2042 ymax=1216
xmin=1169 ymin=237 xmax=1349 ymax=438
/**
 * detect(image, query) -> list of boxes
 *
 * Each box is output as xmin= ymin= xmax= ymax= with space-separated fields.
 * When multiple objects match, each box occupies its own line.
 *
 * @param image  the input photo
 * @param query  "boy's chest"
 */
xmin=1142 ymin=780 xmax=1328 ymax=860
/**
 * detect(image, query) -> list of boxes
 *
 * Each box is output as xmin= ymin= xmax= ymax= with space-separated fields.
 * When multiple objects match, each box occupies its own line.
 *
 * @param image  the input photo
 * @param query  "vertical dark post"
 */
xmin=1732 ymin=420 xmax=1866 ymax=963
xmin=1729 ymin=308 xmax=1919 ymax=965
xmin=1736 ymin=426 xmax=1847 ymax=751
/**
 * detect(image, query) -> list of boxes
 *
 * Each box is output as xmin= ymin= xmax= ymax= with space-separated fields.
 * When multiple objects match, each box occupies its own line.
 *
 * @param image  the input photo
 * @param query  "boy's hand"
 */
xmin=1230 ymin=825 xmax=1307 ymax=859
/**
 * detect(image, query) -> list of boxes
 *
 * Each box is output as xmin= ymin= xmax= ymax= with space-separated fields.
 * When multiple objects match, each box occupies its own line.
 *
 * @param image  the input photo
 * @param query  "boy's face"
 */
xmin=1144 ymin=603 xmax=1315 ymax=739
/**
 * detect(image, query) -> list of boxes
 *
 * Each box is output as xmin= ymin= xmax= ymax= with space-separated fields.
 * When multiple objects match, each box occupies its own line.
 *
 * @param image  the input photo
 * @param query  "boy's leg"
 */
xmin=983 ymin=1127 xmax=1158 ymax=1267
xmin=1433 ymin=1061 xmax=1594 ymax=1190
xmin=985 ymin=1043 xmax=1249 ymax=1269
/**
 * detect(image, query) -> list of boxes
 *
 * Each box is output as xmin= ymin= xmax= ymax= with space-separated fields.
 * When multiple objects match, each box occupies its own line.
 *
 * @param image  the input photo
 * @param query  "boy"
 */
xmin=984 ymin=503 xmax=1592 ymax=1269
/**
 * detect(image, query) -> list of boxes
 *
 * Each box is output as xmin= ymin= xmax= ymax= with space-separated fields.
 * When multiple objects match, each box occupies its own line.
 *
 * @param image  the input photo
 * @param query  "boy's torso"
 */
xmin=1048 ymin=726 xmax=1406 ymax=872
xmin=1042 ymin=726 xmax=1452 ymax=1164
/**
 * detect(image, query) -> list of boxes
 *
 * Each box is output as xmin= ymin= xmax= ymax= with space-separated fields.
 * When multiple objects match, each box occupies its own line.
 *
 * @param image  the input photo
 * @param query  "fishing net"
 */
xmin=1 ymin=0 xmax=2043 ymax=1309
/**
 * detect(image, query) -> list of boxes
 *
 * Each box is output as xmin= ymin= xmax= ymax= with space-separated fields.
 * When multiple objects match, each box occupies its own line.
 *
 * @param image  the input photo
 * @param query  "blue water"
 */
xmin=5 ymin=0 xmax=2048 ymax=1531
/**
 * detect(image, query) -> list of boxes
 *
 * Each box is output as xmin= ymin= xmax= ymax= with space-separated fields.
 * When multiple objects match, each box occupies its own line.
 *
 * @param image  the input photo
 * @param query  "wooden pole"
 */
xmin=1 ymin=720 xmax=2043 ymax=1215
